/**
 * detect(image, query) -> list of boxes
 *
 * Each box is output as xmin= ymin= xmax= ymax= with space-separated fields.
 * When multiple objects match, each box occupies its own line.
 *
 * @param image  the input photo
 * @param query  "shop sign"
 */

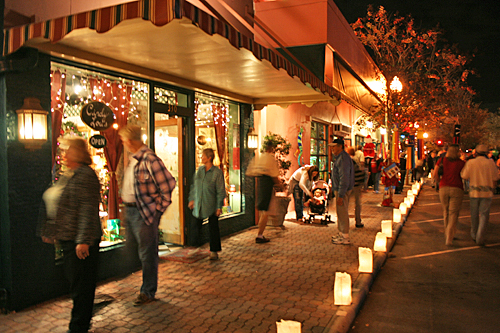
xmin=89 ymin=134 xmax=107 ymax=148
xmin=80 ymin=102 xmax=115 ymax=131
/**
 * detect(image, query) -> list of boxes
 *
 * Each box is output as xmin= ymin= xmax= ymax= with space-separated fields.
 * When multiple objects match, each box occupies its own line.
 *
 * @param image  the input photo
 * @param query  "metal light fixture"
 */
xmin=16 ymin=97 xmax=48 ymax=150
xmin=247 ymin=128 xmax=258 ymax=150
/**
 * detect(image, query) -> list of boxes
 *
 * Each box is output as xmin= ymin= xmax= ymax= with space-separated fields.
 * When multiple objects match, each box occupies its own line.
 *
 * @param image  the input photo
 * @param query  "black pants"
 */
xmin=191 ymin=214 xmax=222 ymax=252
xmin=397 ymin=170 xmax=407 ymax=193
xmin=60 ymin=240 xmax=100 ymax=333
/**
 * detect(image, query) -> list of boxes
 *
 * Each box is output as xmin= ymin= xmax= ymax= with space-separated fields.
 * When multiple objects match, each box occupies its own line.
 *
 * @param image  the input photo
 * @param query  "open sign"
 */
xmin=89 ymin=134 xmax=107 ymax=148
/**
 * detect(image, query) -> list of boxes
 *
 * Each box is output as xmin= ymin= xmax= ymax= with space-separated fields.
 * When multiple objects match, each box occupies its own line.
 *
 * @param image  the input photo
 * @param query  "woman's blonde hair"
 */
xmin=60 ymin=137 xmax=92 ymax=166
xmin=446 ymin=144 xmax=460 ymax=160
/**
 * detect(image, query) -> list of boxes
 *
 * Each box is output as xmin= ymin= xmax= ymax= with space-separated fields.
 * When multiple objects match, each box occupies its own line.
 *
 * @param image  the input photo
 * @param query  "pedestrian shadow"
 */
xmin=93 ymin=294 xmax=115 ymax=314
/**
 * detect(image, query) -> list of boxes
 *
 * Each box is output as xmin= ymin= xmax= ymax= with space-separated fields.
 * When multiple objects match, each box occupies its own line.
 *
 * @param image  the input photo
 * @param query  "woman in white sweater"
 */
xmin=288 ymin=165 xmax=319 ymax=221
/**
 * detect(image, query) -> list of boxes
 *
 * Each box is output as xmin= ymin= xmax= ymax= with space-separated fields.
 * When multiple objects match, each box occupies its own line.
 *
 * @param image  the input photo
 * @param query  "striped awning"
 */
xmin=3 ymin=0 xmax=341 ymax=104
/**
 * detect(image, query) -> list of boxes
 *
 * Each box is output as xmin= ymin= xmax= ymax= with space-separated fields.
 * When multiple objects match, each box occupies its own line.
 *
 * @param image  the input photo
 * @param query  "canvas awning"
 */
xmin=3 ymin=0 xmax=341 ymax=105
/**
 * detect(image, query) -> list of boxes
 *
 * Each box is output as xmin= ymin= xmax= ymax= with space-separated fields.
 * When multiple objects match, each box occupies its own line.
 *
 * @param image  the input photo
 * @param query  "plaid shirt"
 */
xmin=133 ymin=145 xmax=176 ymax=225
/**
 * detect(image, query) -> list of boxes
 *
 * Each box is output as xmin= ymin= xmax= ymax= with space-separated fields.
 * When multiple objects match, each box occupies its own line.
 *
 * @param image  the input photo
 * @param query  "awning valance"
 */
xmin=3 ymin=0 xmax=341 ymax=104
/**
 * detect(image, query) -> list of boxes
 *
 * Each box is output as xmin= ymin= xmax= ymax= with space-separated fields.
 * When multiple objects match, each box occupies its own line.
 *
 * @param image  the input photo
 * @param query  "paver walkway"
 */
xmin=0 ymin=186 xmax=413 ymax=333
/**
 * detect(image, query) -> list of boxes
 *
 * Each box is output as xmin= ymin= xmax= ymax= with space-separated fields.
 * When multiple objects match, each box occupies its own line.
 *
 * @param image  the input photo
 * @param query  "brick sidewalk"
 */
xmin=0 ymin=187 xmax=412 ymax=333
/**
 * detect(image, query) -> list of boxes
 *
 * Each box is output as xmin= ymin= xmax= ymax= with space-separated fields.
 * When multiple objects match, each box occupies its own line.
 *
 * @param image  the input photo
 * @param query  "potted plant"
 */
xmin=261 ymin=132 xmax=292 ymax=227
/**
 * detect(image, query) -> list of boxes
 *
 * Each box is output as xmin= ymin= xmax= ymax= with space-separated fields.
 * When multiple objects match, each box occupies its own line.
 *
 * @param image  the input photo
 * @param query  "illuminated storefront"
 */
xmin=49 ymin=62 xmax=245 ymax=250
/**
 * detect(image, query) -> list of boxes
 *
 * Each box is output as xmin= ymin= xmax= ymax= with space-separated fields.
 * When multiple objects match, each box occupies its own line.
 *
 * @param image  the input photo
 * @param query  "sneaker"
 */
xmin=209 ymin=252 xmax=219 ymax=260
xmin=332 ymin=235 xmax=350 ymax=245
xmin=133 ymin=293 xmax=155 ymax=306
xmin=255 ymin=236 xmax=270 ymax=243
xmin=355 ymin=223 xmax=364 ymax=228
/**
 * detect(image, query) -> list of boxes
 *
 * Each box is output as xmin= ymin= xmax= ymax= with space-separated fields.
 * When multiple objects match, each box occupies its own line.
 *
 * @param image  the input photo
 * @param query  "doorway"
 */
xmin=154 ymin=116 xmax=184 ymax=244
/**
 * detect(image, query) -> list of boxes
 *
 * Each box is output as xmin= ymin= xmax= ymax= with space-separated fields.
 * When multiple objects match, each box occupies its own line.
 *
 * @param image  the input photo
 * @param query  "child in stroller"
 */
xmin=304 ymin=181 xmax=331 ymax=224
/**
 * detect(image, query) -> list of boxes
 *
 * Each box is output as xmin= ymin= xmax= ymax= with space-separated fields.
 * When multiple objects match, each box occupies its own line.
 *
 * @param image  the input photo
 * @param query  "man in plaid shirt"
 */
xmin=119 ymin=125 xmax=176 ymax=306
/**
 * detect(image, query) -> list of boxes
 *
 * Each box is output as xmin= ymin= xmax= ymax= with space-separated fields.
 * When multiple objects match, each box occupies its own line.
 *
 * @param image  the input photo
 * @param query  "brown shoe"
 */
xmin=133 ymin=293 xmax=154 ymax=306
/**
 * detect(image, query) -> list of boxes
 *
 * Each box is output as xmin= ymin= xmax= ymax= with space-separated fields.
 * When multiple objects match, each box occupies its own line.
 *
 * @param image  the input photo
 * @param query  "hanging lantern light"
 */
xmin=382 ymin=220 xmax=393 ymax=237
xmin=247 ymin=128 xmax=258 ymax=150
xmin=334 ymin=272 xmax=352 ymax=305
xmin=373 ymin=232 xmax=387 ymax=252
xmin=358 ymin=247 xmax=373 ymax=273
xmin=16 ymin=97 xmax=48 ymax=150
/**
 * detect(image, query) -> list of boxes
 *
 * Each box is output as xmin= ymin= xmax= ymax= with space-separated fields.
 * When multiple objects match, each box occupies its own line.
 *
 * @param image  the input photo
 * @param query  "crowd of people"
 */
xmin=36 ymin=126 xmax=499 ymax=332
xmin=283 ymin=139 xmax=499 ymax=249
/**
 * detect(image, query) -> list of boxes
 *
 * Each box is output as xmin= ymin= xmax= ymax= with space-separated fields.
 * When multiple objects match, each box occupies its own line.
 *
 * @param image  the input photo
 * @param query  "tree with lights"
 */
xmin=351 ymin=5 xmax=481 ymax=150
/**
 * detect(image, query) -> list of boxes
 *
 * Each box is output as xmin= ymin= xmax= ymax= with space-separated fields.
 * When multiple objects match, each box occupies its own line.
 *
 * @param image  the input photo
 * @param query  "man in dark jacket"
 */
xmin=330 ymin=139 xmax=355 ymax=245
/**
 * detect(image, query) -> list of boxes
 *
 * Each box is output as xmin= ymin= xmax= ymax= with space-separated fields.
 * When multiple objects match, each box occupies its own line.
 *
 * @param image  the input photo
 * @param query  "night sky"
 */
xmin=334 ymin=0 xmax=500 ymax=112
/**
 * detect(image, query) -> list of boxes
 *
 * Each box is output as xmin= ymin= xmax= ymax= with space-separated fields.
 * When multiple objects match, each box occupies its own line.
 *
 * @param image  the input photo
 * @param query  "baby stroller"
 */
xmin=305 ymin=181 xmax=331 ymax=225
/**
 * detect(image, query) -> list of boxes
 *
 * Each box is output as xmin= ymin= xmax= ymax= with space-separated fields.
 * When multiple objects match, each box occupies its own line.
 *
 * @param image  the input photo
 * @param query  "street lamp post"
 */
xmin=387 ymin=76 xmax=403 ymax=159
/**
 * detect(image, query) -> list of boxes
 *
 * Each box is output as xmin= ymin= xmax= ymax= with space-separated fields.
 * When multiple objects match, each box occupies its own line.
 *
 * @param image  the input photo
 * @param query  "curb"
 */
xmin=323 ymin=208 xmax=409 ymax=333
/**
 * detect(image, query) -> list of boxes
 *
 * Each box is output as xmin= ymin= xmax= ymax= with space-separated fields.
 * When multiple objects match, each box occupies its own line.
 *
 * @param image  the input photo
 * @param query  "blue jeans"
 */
xmin=470 ymin=197 xmax=493 ymax=245
xmin=125 ymin=206 xmax=159 ymax=298
xmin=293 ymin=184 xmax=304 ymax=219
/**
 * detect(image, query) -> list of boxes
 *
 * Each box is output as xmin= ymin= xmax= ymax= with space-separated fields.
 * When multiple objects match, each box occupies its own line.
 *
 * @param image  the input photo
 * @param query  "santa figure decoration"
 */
xmin=363 ymin=135 xmax=375 ymax=158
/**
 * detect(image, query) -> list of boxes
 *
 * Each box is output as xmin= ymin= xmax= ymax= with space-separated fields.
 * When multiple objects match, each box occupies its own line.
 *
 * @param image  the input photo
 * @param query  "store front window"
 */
xmin=50 ymin=62 xmax=149 ymax=249
xmin=194 ymin=93 xmax=241 ymax=216
xmin=310 ymin=121 xmax=328 ymax=180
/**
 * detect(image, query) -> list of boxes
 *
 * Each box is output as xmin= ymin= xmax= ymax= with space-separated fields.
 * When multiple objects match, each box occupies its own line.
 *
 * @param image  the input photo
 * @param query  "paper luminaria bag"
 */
xmin=373 ymin=232 xmax=387 ymax=251
xmin=276 ymin=319 xmax=301 ymax=333
xmin=381 ymin=220 xmax=393 ymax=237
xmin=358 ymin=247 xmax=373 ymax=273
xmin=334 ymin=272 xmax=352 ymax=305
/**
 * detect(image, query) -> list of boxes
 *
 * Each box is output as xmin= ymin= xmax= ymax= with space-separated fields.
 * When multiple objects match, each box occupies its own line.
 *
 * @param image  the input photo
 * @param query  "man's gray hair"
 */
xmin=118 ymin=124 xmax=142 ymax=142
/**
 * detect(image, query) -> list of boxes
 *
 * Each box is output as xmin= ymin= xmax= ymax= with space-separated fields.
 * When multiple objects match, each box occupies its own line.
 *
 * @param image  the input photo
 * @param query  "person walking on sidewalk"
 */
xmin=119 ymin=125 xmax=176 ymax=306
xmin=348 ymin=147 xmax=364 ymax=228
xmin=434 ymin=144 xmax=465 ymax=246
xmin=461 ymin=144 xmax=499 ymax=245
xmin=370 ymin=154 xmax=383 ymax=194
xmin=245 ymin=142 xmax=281 ymax=243
xmin=189 ymin=148 xmax=226 ymax=259
xmin=38 ymin=137 xmax=102 ymax=333
xmin=330 ymin=139 xmax=355 ymax=245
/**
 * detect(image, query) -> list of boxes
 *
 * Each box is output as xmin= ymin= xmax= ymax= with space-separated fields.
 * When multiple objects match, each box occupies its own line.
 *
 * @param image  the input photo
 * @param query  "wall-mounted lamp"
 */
xmin=247 ymin=128 xmax=258 ymax=150
xmin=16 ymin=97 xmax=48 ymax=150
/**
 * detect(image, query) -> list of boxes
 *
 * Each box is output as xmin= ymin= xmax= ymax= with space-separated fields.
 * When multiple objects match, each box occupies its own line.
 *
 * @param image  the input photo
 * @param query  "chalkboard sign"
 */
xmin=89 ymin=134 xmax=107 ymax=148
xmin=80 ymin=102 xmax=115 ymax=131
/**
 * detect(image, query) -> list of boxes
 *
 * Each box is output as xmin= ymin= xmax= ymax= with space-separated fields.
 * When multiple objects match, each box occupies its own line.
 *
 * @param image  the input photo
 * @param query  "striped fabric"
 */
xmin=353 ymin=161 xmax=365 ymax=187
xmin=3 ymin=0 xmax=340 ymax=101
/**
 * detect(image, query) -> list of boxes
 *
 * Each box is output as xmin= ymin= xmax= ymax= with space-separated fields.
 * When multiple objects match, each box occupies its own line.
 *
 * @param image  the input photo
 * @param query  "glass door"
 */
xmin=154 ymin=116 xmax=184 ymax=244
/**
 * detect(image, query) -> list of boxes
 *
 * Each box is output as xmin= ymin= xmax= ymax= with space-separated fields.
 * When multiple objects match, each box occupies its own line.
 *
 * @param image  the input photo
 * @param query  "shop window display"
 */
xmin=194 ymin=93 xmax=241 ymax=216
xmin=310 ymin=121 xmax=329 ymax=181
xmin=50 ymin=63 xmax=149 ymax=249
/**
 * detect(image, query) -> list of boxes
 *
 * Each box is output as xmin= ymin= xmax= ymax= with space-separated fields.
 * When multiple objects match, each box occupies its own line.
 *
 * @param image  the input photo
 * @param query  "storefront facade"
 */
xmin=1 ymin=0 xmax=384 ymax=311
xmin=1 ymin=0 xmax=346 ymax=311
